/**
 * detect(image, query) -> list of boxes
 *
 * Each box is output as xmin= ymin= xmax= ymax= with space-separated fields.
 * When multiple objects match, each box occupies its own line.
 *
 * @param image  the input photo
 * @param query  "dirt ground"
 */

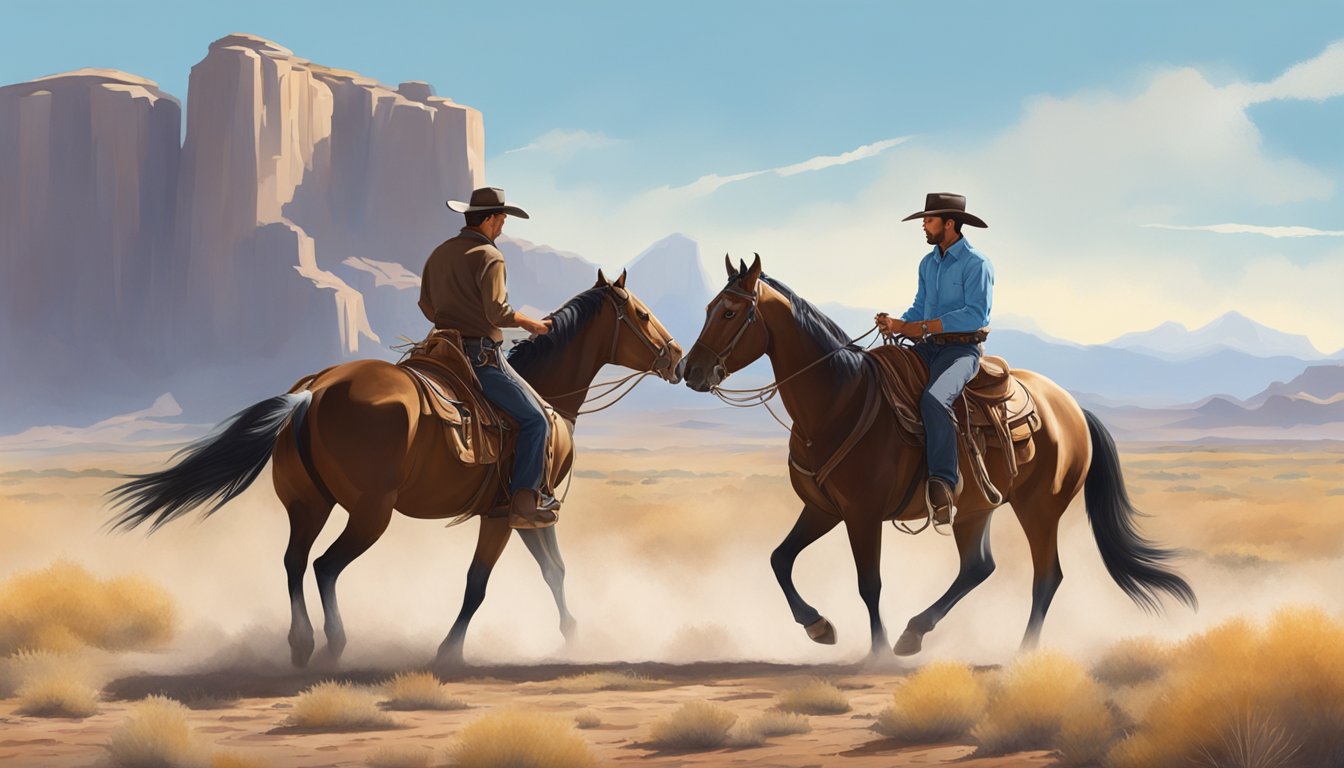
xmin=1 ymin=406 xmax=1342 ymax=766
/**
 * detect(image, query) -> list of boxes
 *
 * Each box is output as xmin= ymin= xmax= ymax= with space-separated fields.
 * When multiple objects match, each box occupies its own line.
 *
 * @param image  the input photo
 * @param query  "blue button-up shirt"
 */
xmin=899 ymin=237 xmax=993 ymax=333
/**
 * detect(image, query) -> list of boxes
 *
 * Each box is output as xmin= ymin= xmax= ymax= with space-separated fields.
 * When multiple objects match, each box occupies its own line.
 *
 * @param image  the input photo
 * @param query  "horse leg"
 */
xmin=844 ymin=516 xmax=889 ymax=659
xmin=895 ymin=511 xmax=995 ymax=656
xmin=436 ymin=516 xmax=513 ymax=669
xmin=1015 ymin=500 xmax=1065 ymax=651
xmin=771 ymin=505 xmax=842 ymax=645
xmin=283 ymin=497 xmax=334 ymax=667
xmin=517 ymin=525 xmax=577 ymax=646
xmin=311 ymin=491 xmax=396 ymax=665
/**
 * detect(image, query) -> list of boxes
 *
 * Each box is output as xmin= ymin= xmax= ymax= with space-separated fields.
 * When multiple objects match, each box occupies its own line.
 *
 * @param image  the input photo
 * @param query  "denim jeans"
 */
xmin=912 ymin=341 xmax=983 ymax=487
xmin=466 ymin=340 xmax=549 ymax=494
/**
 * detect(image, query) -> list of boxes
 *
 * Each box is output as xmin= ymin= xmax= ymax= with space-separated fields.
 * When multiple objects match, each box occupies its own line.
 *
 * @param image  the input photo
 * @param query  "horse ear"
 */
xmin=741 ymin=253 xmax=763 ymax=291
xmin=615 ymin=269 xmax=627 ymax=288
xmin=595 ymin=268 xmax=608 ymax=287
xmin=724 ymin=253 xmax=736 ymax=277
xmin=738 ymin=258 xmax=748 ymax=276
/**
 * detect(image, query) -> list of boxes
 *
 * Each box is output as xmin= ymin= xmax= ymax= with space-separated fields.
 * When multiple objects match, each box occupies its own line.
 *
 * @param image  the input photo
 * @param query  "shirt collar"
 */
xmin=459 ymin=227 xmax=494 ymax=245
xmin=935 ymin=237 xmax=969 ymax=262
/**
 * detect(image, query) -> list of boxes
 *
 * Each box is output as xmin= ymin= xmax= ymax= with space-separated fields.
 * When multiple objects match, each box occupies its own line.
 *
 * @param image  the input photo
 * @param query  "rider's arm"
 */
xmin=934 ymin=256 xmax=994 ymax=333
xmin=899 ymin=255 xmax=928 ymax=323
xmin=482 ymin=257 xmax=550 ymax=335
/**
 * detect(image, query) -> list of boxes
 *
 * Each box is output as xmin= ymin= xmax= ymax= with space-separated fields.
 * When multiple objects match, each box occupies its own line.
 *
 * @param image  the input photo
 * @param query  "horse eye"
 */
xmin=636 ymin=309 xmax=650 ymax=321
xmin=723 ymin=310 xmax=737 ymax=320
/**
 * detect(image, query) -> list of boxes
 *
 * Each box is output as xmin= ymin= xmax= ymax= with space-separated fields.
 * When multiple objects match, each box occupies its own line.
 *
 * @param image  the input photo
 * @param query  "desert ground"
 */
xmin=1 ymin=403 xmax=1342 ymax=766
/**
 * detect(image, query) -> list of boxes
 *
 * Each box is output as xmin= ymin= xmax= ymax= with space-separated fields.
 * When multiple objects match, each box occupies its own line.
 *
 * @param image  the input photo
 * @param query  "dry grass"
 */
xmin=874 ymin=661 xmax=988 ymax=742
xmin=0 ymin=561 xmax=177 ymax=655
xmin=574 ymin=709 xmax=602 ymax=729
xmin=1092 ymin=636 xmax=1171 ymax=686
xmin=730 ymin=710 xmax=811 ymax=746
xmin=286 ymin=681 xmax=397 ymax=730
xmin=451 ymin=708 xmax=596 ymax=768
xmin=366 ymin=744 xmax=437 ymax=768
xmin=209 ymin=753 xmax=268 ymax=768
xmin=544 ymin=670 xmax=666 ymax=693
xmin=10 ymin=649 xmax=102 ymax=717
xmin=105 ymin=695 xmax=207 ymax=768
xmin=647 ymin=700 xmax=739 ymax=750
xmin=381 ymin=671 xmax=468 ymax=711
xmin=775 ymin=677 xmax=850 ymax=715
xmin=972 ymin=650 xmax=1115 ymax=757
xmin=1109 ymin=607 xmax=1344 ymax=768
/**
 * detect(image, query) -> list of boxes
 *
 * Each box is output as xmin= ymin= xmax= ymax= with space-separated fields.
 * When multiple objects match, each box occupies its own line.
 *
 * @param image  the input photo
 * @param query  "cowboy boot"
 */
xmin=926 ymin=477 xmax=957 ymax=528
xmin=508 ymin=488 xmax=558 ymax=529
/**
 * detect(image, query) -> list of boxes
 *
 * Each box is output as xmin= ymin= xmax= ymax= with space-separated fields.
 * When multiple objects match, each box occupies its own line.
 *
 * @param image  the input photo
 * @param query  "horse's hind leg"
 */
xmin=283 ymin=497 xmax=334 ymax=667
xmin=435 ymin=516 xmax=512 ymax=670
xmin=844 ymin=515 xmax=890 ymax=658
xmin=518 ymin=526 xmax=577 ymax=645
xmin=895 ymin=510 xmax=995 ymax=656
xmin=771 ymin=505 xmax=841 ymax=645
xmin=1014 ymin=496 xmax=1065 ymax=651
xmin=312 ymin=490 xmax=396 ymax=665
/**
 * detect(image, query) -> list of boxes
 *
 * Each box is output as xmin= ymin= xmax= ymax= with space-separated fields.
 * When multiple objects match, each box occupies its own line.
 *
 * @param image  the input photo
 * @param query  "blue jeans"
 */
xmin=466 ymin=340 xmax=549 ymax=494
xmin=913 ymin=341 xmax=983 ymax=487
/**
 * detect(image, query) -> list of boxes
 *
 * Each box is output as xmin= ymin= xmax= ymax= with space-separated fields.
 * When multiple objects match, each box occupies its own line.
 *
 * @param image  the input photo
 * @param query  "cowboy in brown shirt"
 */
xmin=419 ymin=187 xmax=557 ymax=528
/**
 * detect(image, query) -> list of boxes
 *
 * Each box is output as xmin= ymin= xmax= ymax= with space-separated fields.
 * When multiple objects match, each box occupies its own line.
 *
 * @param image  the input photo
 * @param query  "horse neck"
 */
xmin=758 ymin=297 xmax=868 ymax=437
xmin=515 ymin=314 xmax=612 ymax=421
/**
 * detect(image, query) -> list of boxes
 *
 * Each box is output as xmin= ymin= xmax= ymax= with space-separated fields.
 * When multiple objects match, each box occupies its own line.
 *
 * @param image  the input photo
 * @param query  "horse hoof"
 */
xmin=804 ymin=617 xmax=837 ymax=645
xmin=290 ymin=645 xmax=314 ymax=668
xmin=893 ymin=630 xmax=923 ymax=656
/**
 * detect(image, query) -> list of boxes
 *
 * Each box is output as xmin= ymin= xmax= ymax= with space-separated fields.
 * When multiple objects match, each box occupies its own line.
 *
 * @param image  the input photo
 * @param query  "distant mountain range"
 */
xmin=1105 ymin=311 xmax=1334 ymax=361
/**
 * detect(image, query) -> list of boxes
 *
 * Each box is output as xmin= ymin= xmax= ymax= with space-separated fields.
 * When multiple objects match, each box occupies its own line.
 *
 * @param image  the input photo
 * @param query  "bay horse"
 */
xmin=107 ymin=270 xmax=683 ymax=669
xmin=681 ymin=254 xmax=1195 ymax=657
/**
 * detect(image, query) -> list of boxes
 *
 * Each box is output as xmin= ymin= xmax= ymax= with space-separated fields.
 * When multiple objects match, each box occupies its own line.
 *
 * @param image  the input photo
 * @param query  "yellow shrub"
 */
xmin=287 ymin=681 xmax=395 ymax=730
xmin=972 ymin=650 xmax=1115 ymax=756
xmin=776 ymin=678 xmax=850 ymax=715
xmin=12 ymin=649 xmax=102 ymax=717
xmin=381 ymin=671 xmax=467 ymax=711
xmin=875 ymin=661 xmax=987 ymax=742
xmin=1092 ymin=636 xmax=1171 ymax=686
xmin=210 ymin=752 xmax=268 ymax=768
xmin=452 ymin=708 xmax=595 ymax=768
xmin=574 ymin=709 xmax=602 ymax=729
xmin=648 ymin=700 xmax=738 ymax=750
xmin=730 ymin=710 xmax=811 ymax=746
xmin=366 ymin=744 xmax=437 ymax=768
xmin=105 ymin=695 xmax=207 ymax=768
xmin=0 ymin=561 xmax=177 ymax=655
xmin=1110 ymin=607 xmax=1344 ymax=768
xmin=546 ymin=670 xmax=665 ymax=692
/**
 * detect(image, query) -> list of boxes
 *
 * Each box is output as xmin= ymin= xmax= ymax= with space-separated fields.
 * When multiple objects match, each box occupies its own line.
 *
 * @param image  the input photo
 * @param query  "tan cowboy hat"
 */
xmin=446 ymin=187 xmax=530 ymax=219
xmin=901 ymin=192 xmax=987 ymax=228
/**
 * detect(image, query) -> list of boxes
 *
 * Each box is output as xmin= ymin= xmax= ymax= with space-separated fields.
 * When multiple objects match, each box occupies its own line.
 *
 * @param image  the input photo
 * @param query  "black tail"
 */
xmin=1083 ymin=409 xmax=1198 ymax=613
xmin=106 ymin=392 xmax=313 ymax=533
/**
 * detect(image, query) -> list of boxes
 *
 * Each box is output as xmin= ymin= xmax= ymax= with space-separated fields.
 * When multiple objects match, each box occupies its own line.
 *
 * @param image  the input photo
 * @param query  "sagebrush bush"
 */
xmin=365 ymin=743 xmax=437 ymax=768
xmin=105 ymin=695 xmax=207 ymax=768
xmin=730 ymin=710 xmax=811 ymax=746
xmin=381 ymin=671 xmax=467 ymax=711
xmin=287 ymin=681 xmax=396 ymax=730
xmin=452 ymin=708 xmax=595 ymax=768
xmin=972 ymin=650 xmax=1114 ymax=756
xmin=0 ymin=561 xmax=177 ymax=655
xmin=874 ymin=661 xmax=987 ymax=742
xmin=647 ymin=700 xmax=738 ymax=750
xmin=1092 ymin=636 xmax=1171 ymax=687
xmin=776 ymin=678 xmax=850 ymax=715
xmin=574 ymin=709 xmax=602 ymax=729
xmin=546 ymin=670 xmax=664 ymax=692
xmin=1109 ymin=607 xmax=1344 ymax=768
xmin=12 ymin=649 xmax=101 ymax=717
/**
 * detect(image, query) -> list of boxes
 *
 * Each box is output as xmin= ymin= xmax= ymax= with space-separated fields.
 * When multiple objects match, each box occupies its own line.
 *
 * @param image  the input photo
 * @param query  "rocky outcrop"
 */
xmin=0 ymin=68 xmax=180 ymax=416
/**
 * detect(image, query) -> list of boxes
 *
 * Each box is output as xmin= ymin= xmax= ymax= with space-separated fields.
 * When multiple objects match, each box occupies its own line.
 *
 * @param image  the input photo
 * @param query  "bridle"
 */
xmin=689 ymin=282 xmax=766 ymax=377
xmin=605 ymin=284 xmax=678 ymax=381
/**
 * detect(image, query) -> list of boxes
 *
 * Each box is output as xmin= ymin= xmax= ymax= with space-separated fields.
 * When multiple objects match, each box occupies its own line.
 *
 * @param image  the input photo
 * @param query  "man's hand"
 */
xmin=875 ymin=312 xmax=898 ymax=337
xmin=518 ymin=315 xmax=552 ymax=336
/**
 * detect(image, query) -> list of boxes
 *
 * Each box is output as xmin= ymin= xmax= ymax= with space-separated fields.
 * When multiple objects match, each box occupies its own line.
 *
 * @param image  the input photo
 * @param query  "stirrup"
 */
xmin=926 ymin=480 xmax=957 ymax=537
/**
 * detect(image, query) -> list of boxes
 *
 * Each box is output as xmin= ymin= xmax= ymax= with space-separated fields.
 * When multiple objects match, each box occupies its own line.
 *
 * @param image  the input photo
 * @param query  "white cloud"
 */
xmin=653 ymin=136 xmax=912 ymax=200
xmin=1142 ymin=223 xmax=1344 ymax=238
xmin=503 ymin=129 xmax=621 ymax=157
xmin=1238 ymin=40 xmax=1344 ymax=104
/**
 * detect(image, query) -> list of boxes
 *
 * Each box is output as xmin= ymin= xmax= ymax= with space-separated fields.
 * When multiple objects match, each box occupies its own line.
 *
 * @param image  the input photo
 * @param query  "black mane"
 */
xmin=733 ymin=273 xmax=868 ymax=377
xmin=506 ymin=286 xmax=608 ymax=376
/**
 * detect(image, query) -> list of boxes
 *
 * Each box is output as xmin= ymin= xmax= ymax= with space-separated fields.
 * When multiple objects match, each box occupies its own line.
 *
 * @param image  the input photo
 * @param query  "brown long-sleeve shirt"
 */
xmin=418 ymin=229 xmax=519 ymax=342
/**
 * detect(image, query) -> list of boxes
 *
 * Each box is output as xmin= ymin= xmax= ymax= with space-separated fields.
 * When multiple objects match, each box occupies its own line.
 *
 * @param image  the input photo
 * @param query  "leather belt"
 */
xmin=928 ymin=330 xmax=989 ymax=345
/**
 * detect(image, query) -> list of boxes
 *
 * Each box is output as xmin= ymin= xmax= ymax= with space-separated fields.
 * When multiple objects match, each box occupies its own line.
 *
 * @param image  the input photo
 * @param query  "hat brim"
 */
xmin=901 ymin=209 xmax=987 ymax=228
xmin=446 ymin=201 xmax=530 ymax=219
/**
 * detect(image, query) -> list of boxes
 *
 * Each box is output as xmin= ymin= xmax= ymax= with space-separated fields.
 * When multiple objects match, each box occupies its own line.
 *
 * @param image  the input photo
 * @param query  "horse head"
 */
xmin=592 ymin=268 xmax=685 ymax=383
xmin=681 ymin=253 xmax=772 ymax=392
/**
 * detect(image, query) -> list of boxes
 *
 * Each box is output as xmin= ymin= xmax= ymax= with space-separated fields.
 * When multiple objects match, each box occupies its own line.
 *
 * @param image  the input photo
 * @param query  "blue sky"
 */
xmin=6 ymin=1 xmax=1344 ymax=348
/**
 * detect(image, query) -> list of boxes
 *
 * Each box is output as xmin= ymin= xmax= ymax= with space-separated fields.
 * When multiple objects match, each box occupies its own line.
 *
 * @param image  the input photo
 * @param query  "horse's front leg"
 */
xmin=844 ymin=515 xmax=889 ymax=659
xmin=517 ymin=525 xmax=577 ymax=646
xmin=435 ymin=515 xmax=512 ymax=671
xmin=771 ymin=504 xmax=841 ymax=645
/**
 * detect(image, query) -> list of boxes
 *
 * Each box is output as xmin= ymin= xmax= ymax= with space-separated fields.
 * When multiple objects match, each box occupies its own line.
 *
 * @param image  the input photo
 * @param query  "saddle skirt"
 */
xmin=397 ymin=330 xmax=571 ymax=491
xmin=866 ymin=345 xmax=1041 ymax=467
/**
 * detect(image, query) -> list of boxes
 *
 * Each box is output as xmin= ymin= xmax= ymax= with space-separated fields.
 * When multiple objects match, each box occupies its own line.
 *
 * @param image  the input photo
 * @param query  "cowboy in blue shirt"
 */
xmin=876 ymin=193 xmax=994 ymax=529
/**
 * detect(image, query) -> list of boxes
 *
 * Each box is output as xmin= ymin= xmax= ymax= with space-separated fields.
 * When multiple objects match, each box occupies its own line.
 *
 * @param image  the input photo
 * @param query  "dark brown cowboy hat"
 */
xmin=446 ymin=186 xmax=530 ymax=219
xmin=901 ymin=192 xmax=987 ymax=228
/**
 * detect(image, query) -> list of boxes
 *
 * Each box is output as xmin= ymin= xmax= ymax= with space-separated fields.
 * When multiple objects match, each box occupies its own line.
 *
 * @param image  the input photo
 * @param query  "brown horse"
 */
xmin=107 ymin=270 xmax=683 ymax=669
xmin=681 ymin=255 xmax=1195 ymax=658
